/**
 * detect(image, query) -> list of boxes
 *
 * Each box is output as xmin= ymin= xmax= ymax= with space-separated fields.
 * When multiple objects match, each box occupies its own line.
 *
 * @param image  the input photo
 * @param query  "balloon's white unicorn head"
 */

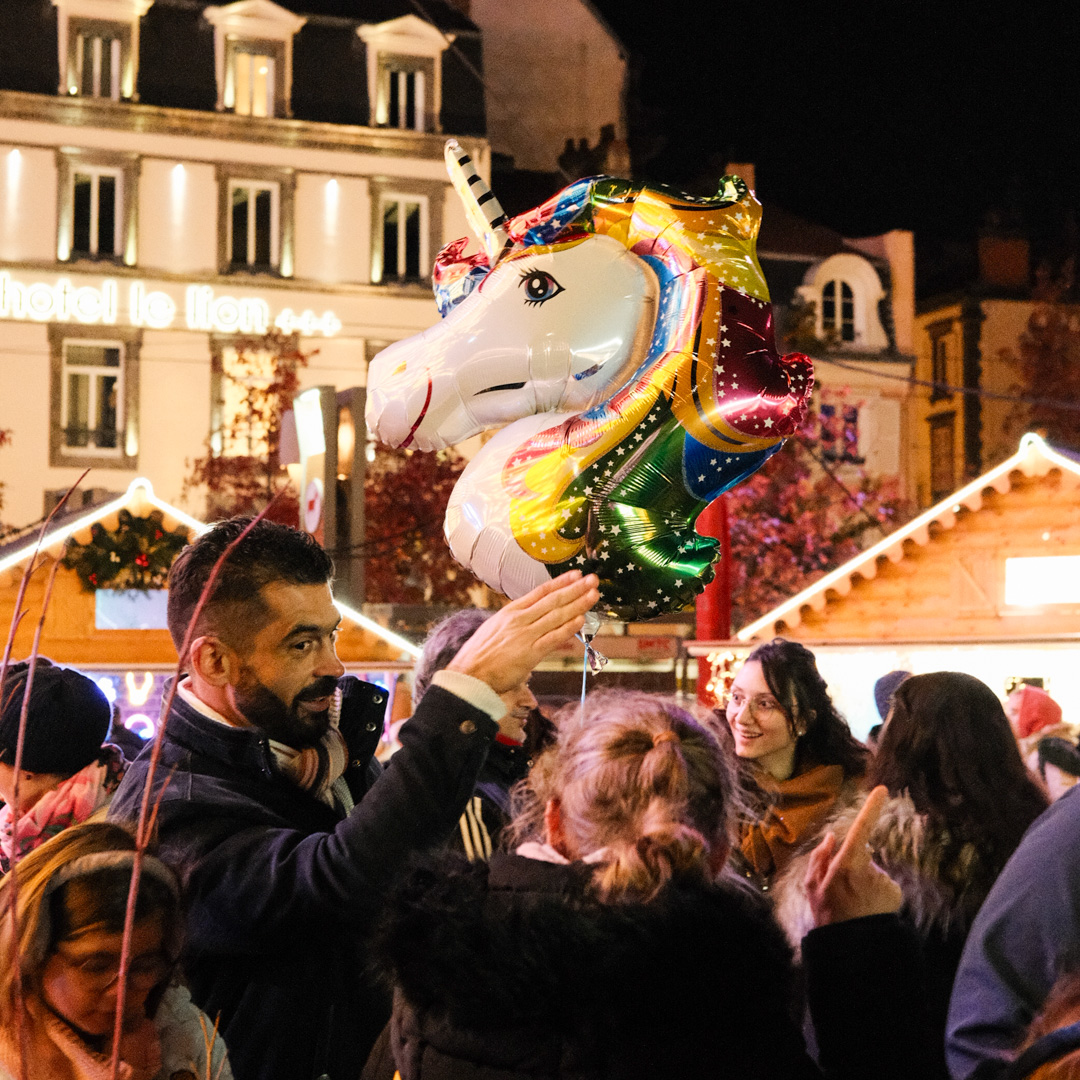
xmin=366 ymin=140 xmax=813 ymax=621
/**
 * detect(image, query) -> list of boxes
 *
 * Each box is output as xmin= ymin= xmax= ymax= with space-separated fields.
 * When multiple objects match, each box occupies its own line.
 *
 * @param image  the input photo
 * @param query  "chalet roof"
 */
xmin=737 ymin=433 xmax=1080 ymax=641
xmin=0 ymin=478 xmax=420 ymax=657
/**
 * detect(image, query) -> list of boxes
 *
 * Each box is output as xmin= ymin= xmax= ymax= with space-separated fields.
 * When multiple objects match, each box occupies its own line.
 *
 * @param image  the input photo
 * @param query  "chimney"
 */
xmin=978 ymin=234 xmax=1030 ymax=290
xmin=725 ymin=162 xmax=756 ymax=194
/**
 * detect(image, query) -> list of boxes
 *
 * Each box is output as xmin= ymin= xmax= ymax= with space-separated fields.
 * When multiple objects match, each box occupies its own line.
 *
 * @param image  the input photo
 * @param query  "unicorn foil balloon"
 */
xmin=366 ymin=140 xmax=814 ymax=621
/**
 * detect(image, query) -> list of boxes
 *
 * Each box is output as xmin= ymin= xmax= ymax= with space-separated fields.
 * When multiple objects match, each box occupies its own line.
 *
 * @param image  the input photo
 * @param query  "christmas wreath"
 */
xmin=62 ymin=509 xmax=190 ymax=592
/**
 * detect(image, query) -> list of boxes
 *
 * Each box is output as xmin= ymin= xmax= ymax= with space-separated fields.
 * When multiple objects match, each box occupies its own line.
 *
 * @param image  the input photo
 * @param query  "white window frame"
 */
xmin=228 ymin=178 xmax=280 ymax=269
xmin=232 ymin=49 xmax=276 ymax=117
xmin=60 ymin=338 xmax=126 ymax=456
xmin=375 ymin=192 xmax=429 ymax=283
xmin=70 ymin=165 xmax=123 ymax=259
xmin=821 ymin=279 xmax=855 ymax=342
xmin=76 ymin=30 xmax=122 ymax=99
xmin=382 ymin=65 xmax=426 ymax=131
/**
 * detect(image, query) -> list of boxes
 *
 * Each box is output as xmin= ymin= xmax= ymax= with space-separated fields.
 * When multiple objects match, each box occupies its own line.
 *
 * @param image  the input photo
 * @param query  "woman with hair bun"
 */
xmin=725 ymin=638 xmax=869 ymax=889
xmin=363 ymin=690 xmax=934 ymax=1080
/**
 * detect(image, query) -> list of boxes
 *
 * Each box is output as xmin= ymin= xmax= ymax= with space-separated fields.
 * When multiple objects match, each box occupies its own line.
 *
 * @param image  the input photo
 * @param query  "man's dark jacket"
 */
xmin=109 ymin=676 xmax=497 ymax=1080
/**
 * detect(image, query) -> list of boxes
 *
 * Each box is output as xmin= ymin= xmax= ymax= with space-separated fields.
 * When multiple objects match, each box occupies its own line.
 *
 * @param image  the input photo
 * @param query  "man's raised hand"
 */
xmin=448 ymin=571 xmax=600 ymax=694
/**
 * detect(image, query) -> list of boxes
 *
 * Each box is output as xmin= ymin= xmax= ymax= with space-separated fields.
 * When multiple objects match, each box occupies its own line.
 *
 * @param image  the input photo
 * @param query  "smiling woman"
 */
xmin=0 ymin=821 xmax=232 ymax=1080
xmin=725 ymin=638 xmax=869 ymax=890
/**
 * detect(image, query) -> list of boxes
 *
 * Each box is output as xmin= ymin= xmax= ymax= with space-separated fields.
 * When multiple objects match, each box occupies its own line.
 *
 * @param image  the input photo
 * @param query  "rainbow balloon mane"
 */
xmin=366 ymin=143 xmax=813 ymax=621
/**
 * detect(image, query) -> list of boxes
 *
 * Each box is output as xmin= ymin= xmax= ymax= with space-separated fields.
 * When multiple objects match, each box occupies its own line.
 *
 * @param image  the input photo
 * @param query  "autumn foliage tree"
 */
xmin=184 ymin=331 xmax=310 ymax=524
xmin=363 ymin=446 xmax=484 ymax=606
xmin=1007 ymin=259 xmax=1080 ymax=451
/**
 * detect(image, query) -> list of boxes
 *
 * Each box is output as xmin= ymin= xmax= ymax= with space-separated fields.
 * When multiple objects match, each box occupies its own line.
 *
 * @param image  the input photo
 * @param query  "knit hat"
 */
xmin=0 ymin=659 xmax=111 ymax=776
xmin=1037 ymin=736 xmax=1080 ymax=780
xmin=1010 ymin=685 xmax=1064 ymax=740
xmin=874 ymin=670 xmax=911 ymax=721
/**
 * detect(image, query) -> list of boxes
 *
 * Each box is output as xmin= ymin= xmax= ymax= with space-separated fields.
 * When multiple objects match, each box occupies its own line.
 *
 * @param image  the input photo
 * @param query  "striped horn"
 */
xmin=444 ymin=138 xmax=512 ymax=264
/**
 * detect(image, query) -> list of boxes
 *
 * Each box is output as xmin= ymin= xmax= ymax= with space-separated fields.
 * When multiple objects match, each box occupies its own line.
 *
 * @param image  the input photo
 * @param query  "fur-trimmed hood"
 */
xmin=368 ymin=852 xmax=816 ymax=1080
xmin=773 ymin=793 xmax=992 ymax=953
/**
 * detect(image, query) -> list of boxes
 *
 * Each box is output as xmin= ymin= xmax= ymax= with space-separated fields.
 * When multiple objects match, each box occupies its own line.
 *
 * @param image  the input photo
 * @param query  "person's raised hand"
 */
xmin=448 ymin=571 xmax=600 ymax=694
xmin=110 ymin=1014 xmax=163 ymax=1080
xmin=805 ymin=785 xmax=902 ymax=927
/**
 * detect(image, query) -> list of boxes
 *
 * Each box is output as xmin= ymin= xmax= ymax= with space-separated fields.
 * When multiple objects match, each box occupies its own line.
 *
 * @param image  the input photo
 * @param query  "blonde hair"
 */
xmin=0 ymin=821 xmax=180 ymax=1028
xmin=511 ymin=691 xmax=736 ymax=903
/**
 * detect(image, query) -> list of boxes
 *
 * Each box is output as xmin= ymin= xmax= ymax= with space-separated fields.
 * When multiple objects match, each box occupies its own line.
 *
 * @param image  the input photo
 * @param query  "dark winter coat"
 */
xmin=363 ymin=851 xmax=935 ymax=1080
xmin=447 ymin=737 xmax=529 ymax=861
xmin=775 ymin=793 xmax=1007 ymax=1080
xmin=109 ymin=676 xmax=497 ymax=1080
xmin=947 ymin=788 xmax=1080 ymax=1080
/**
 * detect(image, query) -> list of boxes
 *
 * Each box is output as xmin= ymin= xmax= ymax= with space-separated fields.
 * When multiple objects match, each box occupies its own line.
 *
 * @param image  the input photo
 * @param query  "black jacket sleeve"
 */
xmin=176 ymin=685 xmax=498 ymax=947
xmin=804 ymin=913 xmax=937 ymax=1080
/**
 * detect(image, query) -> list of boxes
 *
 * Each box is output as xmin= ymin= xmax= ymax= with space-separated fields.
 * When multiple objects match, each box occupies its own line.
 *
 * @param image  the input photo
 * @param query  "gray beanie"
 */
xmin=0 ymin=659 xmax=111 ymax=776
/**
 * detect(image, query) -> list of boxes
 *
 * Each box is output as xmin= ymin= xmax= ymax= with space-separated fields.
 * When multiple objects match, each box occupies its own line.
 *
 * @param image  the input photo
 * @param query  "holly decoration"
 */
xmin=62 ymin=509 xmax=190 ymax=592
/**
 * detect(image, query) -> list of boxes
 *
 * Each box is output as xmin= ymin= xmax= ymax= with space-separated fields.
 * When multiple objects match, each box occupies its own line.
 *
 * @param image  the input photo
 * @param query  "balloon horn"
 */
xmin=444 ymin=138 xmax=512 ymax=264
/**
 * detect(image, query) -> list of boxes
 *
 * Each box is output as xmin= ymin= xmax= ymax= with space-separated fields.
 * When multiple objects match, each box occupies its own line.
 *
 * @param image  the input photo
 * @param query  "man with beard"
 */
xmin=109 ymin=518 xmax=599 ymax=1080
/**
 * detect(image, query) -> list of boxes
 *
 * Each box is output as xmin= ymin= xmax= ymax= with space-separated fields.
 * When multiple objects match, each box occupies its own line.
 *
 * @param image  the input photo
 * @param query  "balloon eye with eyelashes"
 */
xmin=519 ymin=269 xmax=565 ymax=306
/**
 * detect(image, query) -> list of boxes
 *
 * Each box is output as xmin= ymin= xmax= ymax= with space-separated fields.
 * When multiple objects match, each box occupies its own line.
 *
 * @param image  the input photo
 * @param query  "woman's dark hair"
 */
xmin=746 ymin=638 xmax=869 ymax=778
xmin=869 ymin=671 xmax=1049 ymax=873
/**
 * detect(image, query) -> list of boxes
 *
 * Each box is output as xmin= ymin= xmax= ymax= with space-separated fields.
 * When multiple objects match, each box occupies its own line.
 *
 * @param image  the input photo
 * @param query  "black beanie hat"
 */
xmin=0 ymin=659 xmax=111 ymax=776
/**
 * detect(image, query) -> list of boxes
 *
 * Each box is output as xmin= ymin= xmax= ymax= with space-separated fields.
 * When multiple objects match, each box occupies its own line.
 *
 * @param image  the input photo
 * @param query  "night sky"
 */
xmin=590 ymin=1 xmax=1080 ymax=295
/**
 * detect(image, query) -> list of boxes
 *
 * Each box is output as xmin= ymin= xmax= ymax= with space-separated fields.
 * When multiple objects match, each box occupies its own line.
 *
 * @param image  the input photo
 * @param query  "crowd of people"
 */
xmin=1 ymin=517 xmax=1079 ymax=1079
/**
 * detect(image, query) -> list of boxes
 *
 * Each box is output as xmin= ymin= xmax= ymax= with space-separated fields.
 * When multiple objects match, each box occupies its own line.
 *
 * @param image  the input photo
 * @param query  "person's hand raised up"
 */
xmin=805 ymin=785 xmax=903 ymax=927
xmin=448 ymin=571 xmax=600 ymax=694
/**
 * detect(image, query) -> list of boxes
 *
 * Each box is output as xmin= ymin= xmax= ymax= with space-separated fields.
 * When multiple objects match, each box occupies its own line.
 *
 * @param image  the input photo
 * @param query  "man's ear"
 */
xmin=544 ymin=798 xmax=572 ymax=859
xmin=189 ymin=635 xmax=242 ymax=688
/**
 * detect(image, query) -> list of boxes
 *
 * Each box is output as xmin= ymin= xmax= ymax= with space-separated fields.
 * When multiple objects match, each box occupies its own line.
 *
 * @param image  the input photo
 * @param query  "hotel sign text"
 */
xmin=0 ymin=271 xmax=342 ymax=337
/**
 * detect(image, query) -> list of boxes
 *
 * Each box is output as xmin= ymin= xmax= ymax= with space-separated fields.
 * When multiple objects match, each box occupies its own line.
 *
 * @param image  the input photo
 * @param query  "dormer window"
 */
xmin=798 ymin=252 xmax=889 ymax=351
xmin=358 ymin=16 xmax=452 ymax=134
xmin=52 ymin=0 xmax=152 ymax=101
xmin=204 ymin=1 xmax=306 ymax=119
xmin=822 ymin=279 xmax=855 ymax=342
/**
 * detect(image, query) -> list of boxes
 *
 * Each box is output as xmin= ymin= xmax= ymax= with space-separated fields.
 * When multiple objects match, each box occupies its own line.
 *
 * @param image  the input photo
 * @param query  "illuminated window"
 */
xmin=58 ymin=151 xmax=137 ymax=266
xmin=211 ymin=342 xmax=279 ymax=457
xmin=71 ymin=167 xmax=121 ymax=259
xmin=49 ymin=325 xmax=140 ymax=468
xmin=61 ymin=341 xmax=124 ymax=453
xmin=232 ymin=50 xmax=276 ymax=117
xmin=822 ymin=280 xmax=855 ymax=342
xmin=929 ymin=412 xmax=955 ymax=503
xmin=77 ymin=30 xmax=122 ymax=99
xmin=820 ymin=402 xmax=863 ymax=464
xmin=1005 ymin=556 xmax=1080 ymax=607
xmin=229 ymin=180 xmax=279 ymax=269
xmin=380 ymin=64 xmax=427 ymax=130
xmin=376 ymin=194 xmax=427 ymax=282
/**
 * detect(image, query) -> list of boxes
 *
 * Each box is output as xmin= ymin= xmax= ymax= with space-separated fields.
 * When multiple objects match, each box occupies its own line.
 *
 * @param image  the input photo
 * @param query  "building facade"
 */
xmin=0 ymin=0 xmax=488 ymax=533
xmin=911 ymin=236 xmax=1079 ymax=509
xmin=735 ymin=170 xmax=916 ymax=501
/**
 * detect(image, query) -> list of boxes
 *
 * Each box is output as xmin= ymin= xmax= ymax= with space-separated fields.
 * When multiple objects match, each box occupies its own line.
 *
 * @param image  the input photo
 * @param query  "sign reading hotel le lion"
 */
xmin=0 ymin=270 xmax=342 ymax=337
